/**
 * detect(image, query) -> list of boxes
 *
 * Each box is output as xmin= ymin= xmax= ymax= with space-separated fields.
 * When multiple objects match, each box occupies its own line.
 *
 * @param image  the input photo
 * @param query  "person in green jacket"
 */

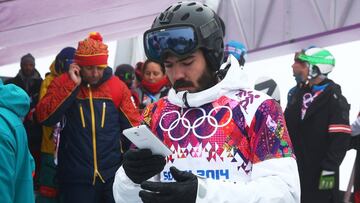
xmin=0 ymin=79 xmax=35 ymax=203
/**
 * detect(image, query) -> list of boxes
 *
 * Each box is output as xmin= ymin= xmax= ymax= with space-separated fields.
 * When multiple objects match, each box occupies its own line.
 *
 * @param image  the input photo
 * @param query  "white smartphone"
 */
xmin=123 ymin=125 xmax=172 ymax=157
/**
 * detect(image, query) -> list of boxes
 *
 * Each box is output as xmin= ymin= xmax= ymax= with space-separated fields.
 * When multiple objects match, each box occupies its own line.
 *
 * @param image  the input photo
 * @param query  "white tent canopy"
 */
xmin=0 ymin=0 xmax=180 ymax=66
xmin=218 ymin=0 xmax=360 ymax=61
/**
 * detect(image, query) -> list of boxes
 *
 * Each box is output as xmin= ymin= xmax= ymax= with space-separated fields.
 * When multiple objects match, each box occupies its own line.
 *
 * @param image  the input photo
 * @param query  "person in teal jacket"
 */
xmin=0 ymin=79 xmax=35 ymax=203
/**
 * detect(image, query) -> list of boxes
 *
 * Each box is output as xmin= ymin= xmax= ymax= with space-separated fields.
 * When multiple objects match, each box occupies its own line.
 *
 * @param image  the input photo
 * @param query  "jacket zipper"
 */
xmin=88 ymin=84 xmax=105 ymax=185
xmin=101 ymin=102 xmax=106 ymax=128
xmin=79 ymin=104 xmax=86 ymax=128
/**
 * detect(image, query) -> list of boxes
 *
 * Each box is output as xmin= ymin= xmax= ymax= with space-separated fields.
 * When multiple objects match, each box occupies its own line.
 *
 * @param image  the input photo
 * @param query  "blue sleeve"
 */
xmin=0 ymin=128 xmax=16 ymax=203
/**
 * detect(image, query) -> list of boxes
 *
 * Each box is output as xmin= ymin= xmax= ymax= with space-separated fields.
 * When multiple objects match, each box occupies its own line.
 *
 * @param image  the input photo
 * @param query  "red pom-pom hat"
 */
xmin=74 ymin=32 xmax=108 ymax=68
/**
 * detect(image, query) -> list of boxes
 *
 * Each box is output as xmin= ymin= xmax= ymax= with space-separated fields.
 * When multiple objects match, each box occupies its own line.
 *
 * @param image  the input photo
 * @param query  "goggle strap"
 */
xmin=200 ymin=19 xmax=219 ymax=39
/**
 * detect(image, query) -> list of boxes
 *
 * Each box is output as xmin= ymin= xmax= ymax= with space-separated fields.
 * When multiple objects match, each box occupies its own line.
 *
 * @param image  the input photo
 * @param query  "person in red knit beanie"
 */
xmin=36 ymin=32 xmax=140 ymax=203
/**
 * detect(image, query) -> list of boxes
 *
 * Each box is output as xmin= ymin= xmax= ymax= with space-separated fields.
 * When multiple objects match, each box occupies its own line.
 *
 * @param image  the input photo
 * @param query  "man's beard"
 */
xmin=173 ymin=69 xmax=216 ymax=93
xmin=197 ymin=69 xmax=217 ymax=92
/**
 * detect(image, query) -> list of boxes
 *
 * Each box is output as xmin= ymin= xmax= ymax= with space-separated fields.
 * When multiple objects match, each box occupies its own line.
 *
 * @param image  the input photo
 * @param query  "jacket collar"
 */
xmin=302 ymin=79 xmax=334 ymax=120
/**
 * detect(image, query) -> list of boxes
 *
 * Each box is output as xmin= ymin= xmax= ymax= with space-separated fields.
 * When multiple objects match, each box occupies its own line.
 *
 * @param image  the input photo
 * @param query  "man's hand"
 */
xmin=319 ymin=170 xmax=335 ymax=190
xmin=123 ymin=149 xmax=166 ymax=184
xmin=139 ymin=166 xmax=198 ymax=203
xmin=68 ymin=63 xmax=81 ymax=85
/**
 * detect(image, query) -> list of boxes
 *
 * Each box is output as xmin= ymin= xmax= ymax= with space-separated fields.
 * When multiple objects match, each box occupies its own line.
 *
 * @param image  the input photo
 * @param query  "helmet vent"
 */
xmin=165 ymin=6 xmax=171 ymax=11
xmin=173 ymin=4 xmax=181 ymax=11
xmin=159 ymin=13 xmax=164 ymax=21
xmin=196 ymin=7 xmax=203 ymax=12
xmin=181 ymin=13 xmax=190 ymax=21
xmin=187 ymin=2 xmax=196 ymax=6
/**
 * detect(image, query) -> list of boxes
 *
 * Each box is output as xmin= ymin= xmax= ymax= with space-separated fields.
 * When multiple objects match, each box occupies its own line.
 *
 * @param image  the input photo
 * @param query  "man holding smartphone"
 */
xmin=113 ymin=1 xmax=300 ymax=203
xmin=36 ymin=32 xmax=140 ymax=203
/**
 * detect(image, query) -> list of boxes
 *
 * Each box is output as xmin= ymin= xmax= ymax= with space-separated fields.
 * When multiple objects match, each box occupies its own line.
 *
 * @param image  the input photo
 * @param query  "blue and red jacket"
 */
xmin=36 ymin=67 xmax=140 ymax=184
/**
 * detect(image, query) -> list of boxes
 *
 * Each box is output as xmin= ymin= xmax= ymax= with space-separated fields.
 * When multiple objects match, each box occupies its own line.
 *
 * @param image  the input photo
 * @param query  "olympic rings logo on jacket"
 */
xmin=159 ymin=106 xmax=233 ymax=141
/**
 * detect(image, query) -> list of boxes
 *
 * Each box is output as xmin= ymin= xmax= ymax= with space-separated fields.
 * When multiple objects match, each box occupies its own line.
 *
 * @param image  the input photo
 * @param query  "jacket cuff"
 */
xmin=113 ymin=166 xmax=142 ymax=203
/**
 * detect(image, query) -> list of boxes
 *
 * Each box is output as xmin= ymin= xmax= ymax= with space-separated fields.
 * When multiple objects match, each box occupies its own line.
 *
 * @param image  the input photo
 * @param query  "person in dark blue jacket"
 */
xmin=36 ymin=32 xmax=140 ymax=203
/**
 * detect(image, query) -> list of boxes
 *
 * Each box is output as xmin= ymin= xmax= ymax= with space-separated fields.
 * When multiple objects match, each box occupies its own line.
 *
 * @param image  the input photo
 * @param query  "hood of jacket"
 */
xmin=168 ymin=55 xmax=250 ymax=107
xmin=49 ymin=60 xmax=59 ymax=76
xmin=0 ymin=79 xmax=30 ymax=118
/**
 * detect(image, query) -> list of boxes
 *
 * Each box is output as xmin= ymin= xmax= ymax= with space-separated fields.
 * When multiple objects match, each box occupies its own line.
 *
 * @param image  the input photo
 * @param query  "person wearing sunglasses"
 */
xmin=113 ymin=1 xmax=300 ymax=203
xmin=285 ymin=47 xmax=351 ymax=203
xmin=115 ymin=64 xmax=140 ymax=108
xmin=115 ymin=64 xmax=136 ymax=89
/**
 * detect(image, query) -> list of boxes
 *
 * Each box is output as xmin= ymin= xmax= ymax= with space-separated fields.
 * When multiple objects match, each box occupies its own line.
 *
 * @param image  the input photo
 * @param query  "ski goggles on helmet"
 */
xmin=144 ymin=25 xmax=198 ymax=63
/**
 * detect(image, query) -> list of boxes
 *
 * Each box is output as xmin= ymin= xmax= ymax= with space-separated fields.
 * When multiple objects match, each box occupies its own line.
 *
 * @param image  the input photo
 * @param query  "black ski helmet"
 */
xmin=145 ymin=1 xmax=225 ymax=71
